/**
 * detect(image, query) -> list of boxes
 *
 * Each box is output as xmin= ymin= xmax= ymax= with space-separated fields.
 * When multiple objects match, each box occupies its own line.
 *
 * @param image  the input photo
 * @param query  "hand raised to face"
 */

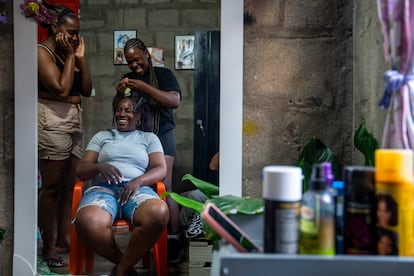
xmin=55 ymin=32 xmax=76 ymax=56
xmin=75 ymin=36 xmax=85 ymax=59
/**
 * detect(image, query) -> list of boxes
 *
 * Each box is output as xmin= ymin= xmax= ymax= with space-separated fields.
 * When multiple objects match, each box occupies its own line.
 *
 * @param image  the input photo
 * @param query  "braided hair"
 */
xmin=42 ymin=1 xmax=77 ymax=35
xmin=123 ymin=38 xmax=160 ymax=90
xmin=120 ymin=38 xmax=161 ymax=134
xmin=112 ymin=92 xmax=146 ymax=127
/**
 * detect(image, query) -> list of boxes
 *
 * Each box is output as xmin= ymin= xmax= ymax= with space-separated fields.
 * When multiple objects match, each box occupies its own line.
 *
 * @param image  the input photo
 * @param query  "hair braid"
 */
xmin=42 ymin=1 xmax=77 ymax=35
xmin=124 ymin=38 xmax=159 ymax=90
xmin=112 ymin=93 xmax=146 ymax=126
xmin=122 ymin=38 xmax=161 ymax=134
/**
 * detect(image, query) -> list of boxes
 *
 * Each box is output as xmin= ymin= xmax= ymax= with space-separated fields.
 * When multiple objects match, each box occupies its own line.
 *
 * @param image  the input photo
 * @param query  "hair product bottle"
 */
xmin=299 ymin=163 xmax=335 ymax=255
xmin=375 ymin=149 xmax=413 ymax=256
xmin=343 ymin=166 xmax=376 ymax=255
xmin=262 ymin=166 xmax=302 ymax=254
xmin=332 ymin=180 xmax=345 ymax=254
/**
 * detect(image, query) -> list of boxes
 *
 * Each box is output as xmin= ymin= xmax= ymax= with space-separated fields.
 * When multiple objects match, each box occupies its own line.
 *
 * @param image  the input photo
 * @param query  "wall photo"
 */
xmin=147 ymin=47 xmax=165 ymax=67
xmin=175 ymin=35 xmax=195 ymax=70
xmin=114 ymin=30 xmax=137 ymax=65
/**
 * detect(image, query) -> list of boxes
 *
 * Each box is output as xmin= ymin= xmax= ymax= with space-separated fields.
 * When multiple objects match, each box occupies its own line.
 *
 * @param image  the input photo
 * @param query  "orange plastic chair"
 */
xmin=69 ymin=180 xmax=168 ymax=276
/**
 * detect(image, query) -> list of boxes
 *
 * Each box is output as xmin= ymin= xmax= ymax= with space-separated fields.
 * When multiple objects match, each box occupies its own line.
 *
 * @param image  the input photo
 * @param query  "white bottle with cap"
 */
xmin=262 ymin=166 xmax=303 ymax=254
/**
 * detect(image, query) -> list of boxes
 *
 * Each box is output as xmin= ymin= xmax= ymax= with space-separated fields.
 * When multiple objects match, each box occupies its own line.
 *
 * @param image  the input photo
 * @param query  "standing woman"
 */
xmin=37 ymin=2 xmax=92 ymax=268
xmin=115 ymin=38 xmax=183 ymax=263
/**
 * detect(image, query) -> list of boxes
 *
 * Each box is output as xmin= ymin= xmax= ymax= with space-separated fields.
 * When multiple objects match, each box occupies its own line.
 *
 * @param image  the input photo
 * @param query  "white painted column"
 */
xmin=220 ymin=0 xmax=243 ymax=196
xmin=13 ymin=1 xmax=38 ymax=275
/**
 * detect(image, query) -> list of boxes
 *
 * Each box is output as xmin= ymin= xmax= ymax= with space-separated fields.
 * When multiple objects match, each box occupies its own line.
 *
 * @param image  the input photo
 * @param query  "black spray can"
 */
xmin=263 ymin=166 xmax=302 ymax=253
xmin=343 ymin=166 xmax=376 ymax=255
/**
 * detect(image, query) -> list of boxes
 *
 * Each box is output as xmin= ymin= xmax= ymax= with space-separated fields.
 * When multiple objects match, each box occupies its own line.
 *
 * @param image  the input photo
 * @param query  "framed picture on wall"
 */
xmin=175 ymin=35 xmax=195 ymax=70
xmin=147 ymin=47 xmax=165 ymax=67
xmin=114 ymin=30 xmax=137 ymax=65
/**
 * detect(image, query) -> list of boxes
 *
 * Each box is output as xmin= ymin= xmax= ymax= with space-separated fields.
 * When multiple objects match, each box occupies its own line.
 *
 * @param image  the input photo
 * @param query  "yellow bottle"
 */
xmin=375 ymin=149 xmax=413 ymax=256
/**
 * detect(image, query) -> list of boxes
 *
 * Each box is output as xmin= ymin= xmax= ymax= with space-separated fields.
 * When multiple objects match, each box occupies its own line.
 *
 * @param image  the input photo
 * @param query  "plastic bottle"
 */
xmin=321 ymin=162 xmax=343 ymax=254
xmin=299 ymin=163 xmax=335 ymax=255
xmin=375 ymin=149 xmax=413 ymax=256
xmin=262 ymin=166 xmax=302 ymax=254
xmin=332 ymin=180 xmax=344 ymax=254
xmin=343 ymin=166 xmax=376 ymax=255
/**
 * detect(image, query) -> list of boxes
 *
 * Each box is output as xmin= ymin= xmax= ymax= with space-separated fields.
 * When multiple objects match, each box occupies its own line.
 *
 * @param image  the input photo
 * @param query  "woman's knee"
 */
xmin=75 ymin=206 xmax=112 ymax=235
xmin=135 ymin=200 xmax=169 ymax=230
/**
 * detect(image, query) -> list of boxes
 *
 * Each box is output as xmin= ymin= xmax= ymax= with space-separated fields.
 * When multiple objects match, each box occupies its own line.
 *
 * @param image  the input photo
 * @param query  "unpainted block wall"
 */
xmin=79 ymin=0 xmax=220 ymax=190
xmin=242 ymin=0 xmax=385 ymax=197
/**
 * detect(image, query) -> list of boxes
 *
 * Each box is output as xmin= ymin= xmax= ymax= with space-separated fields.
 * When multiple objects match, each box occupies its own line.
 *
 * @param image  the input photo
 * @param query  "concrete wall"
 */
xmin=79 ymin=0 xmax=220 ymax=190
xmin=1 ymin=0 xmax=387 ymax=273
xmin=242 ymin=0 xmax=385 ymax=197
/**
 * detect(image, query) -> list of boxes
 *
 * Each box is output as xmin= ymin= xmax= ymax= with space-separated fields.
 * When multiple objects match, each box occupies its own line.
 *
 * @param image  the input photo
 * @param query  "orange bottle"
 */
xmin=375 ymin=149 xmax=413 ymax=256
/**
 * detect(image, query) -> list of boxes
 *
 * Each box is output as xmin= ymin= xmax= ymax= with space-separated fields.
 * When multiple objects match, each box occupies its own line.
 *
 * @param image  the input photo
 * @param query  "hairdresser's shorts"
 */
xmin=77 ymin=183 xmax=160 ymax=225
xmin=158 ymin=129 xmax=176 ymax=157
xmin=38 ymin=98 xmax=84 ymax=160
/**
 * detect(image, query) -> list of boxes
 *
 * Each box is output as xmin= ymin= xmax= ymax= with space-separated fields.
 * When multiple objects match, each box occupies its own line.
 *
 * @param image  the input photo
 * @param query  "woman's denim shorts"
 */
xmin=77 ymin=182 xmax=160 ymax=225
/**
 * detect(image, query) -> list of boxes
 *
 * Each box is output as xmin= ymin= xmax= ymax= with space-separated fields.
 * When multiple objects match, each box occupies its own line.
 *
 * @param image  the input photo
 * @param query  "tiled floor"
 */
xmin=37 ymin=232 xmax=189 ymax=275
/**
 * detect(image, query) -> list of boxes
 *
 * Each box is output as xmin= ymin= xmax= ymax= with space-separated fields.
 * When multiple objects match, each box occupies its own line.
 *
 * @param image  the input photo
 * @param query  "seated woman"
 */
xmin=73 ymin=93 xmax=169 ymax=276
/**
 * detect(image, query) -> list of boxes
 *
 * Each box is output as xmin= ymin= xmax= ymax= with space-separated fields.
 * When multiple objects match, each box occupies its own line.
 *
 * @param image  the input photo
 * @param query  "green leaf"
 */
xmin=296 ymin=137 xmax=342 ymax=192
xmin=182 ymin=173 xmax=219 ymax=197
xmin=208 ymin=195 xmax=264 ymax=215
xmin=354 ymin=122 xmax=379 ymax=166
xmin=162 ymin=192 xmax=204 ymax=213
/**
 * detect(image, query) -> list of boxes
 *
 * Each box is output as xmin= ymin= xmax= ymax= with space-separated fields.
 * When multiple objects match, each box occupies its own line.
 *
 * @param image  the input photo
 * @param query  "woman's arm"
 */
xmin=118 ymin=152 xmax=167 ymax=205
xmin=76 ymin=150 xmax=123 ymax=183
xmin=38 ymin=34 xmax=76 ymax=98
xmin=125 ymin=78 xmax=181 ymax=108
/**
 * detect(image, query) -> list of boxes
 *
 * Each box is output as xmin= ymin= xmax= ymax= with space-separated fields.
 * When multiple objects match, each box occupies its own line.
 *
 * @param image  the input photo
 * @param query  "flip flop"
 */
xmin=43 ymin=257 xmax=68 ymax=268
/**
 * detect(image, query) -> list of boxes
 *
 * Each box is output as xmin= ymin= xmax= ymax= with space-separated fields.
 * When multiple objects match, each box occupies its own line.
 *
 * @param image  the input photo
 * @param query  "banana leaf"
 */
xmin=296 ymin=137 xmax=342 ymax=192
xmin=163 ymin=192 xmax=263 ymax=215
xmin=181 ymin=173 xmax=219 ymax=197
xmin=162 ymin=192 xmax=205 ymax=213
xmin=354 ymin=122 xmax=379 ymax=166
xmin=208 ymin=195 xmax=264 ymax=215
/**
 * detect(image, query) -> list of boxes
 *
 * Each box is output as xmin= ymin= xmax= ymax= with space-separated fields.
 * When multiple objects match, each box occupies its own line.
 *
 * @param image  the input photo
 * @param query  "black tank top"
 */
xmin=38 ymin=43 xmax=82 ymax=97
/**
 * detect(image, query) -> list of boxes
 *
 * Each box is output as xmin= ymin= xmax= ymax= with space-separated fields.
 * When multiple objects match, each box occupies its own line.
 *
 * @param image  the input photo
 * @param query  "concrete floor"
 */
xmin=37 ymin=232 xmax=189 ymax=276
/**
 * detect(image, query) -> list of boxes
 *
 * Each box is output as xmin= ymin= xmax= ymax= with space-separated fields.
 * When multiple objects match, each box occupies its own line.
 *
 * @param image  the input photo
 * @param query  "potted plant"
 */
xmin=296 ymin=122 xmax=379 ymax=192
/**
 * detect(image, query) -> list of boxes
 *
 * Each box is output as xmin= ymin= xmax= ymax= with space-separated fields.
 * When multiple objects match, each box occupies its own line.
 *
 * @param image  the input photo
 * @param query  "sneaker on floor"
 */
xmin=168 ymin=238 xmax=184 ymax=264
xmin=185 ymin=212 xmax=205 ymax=240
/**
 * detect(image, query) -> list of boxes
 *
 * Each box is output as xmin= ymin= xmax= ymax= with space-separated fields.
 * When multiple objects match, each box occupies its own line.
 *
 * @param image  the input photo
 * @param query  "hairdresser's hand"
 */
xmin=55 ymin=32 xmax=75 ymax=56
xmin=126 ymin=79 xmax=148 ymax=93
xmin=97 ymin=163 xmax=123 ymax=185
xmin=116 ymin=78 xmax=129 ymax=95
xmin=119 ymin=180 xmax=141 ymax=206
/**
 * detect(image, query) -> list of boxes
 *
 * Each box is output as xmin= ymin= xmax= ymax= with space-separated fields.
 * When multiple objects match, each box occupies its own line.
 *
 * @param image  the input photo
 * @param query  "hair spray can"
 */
xmin=343 ymin=166 xmax=376 ymax=255
xmin=262 ymin=166 xmax=302 ymax=253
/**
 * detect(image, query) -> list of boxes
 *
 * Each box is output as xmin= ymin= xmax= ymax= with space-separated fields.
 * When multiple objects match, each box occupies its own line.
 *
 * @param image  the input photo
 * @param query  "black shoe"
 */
xmin=168 ymin=238 xmax=184 ymax=264
xmin=185 ymin=213 xmax=205 ymax=240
